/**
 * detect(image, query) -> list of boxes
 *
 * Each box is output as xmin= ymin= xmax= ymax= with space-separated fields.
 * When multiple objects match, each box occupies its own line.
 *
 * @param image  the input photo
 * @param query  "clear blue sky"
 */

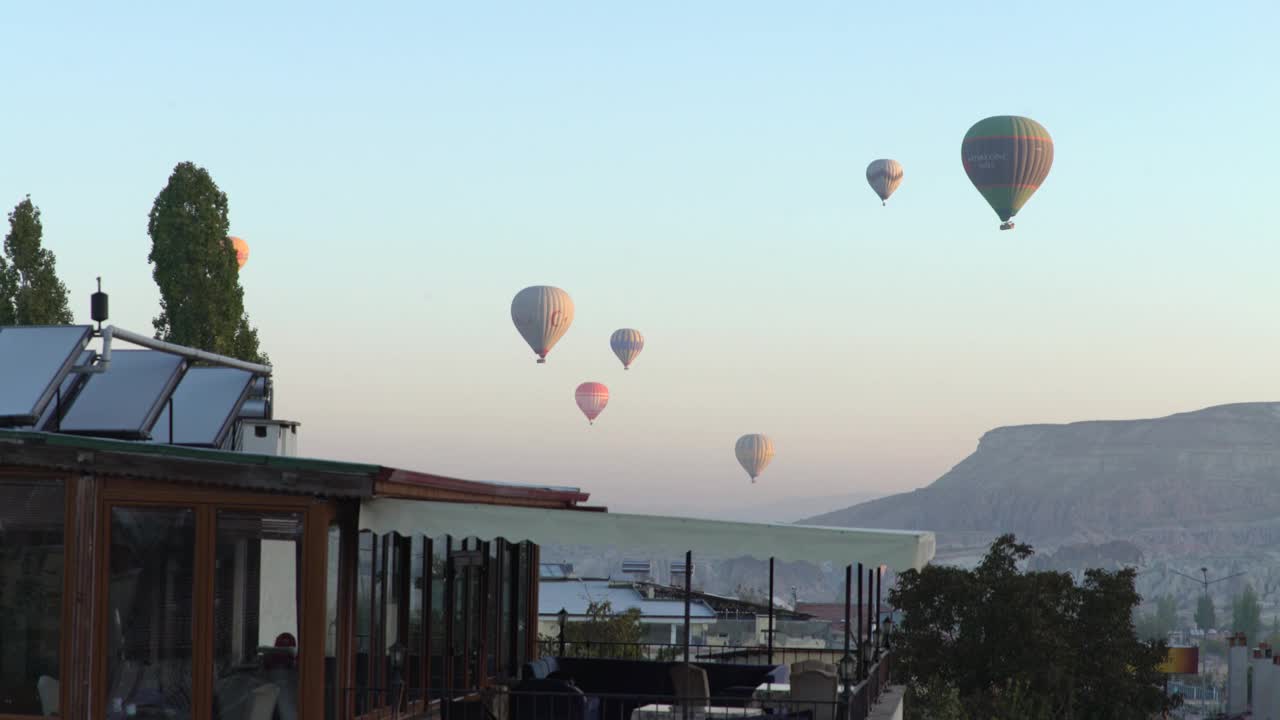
xmin=3 ymin=2 xmax=1278 ymax=516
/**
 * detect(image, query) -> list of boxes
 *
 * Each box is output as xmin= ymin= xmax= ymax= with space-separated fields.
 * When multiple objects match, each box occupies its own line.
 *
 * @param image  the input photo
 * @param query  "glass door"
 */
xmin=103 ymin=507 xmax=197 ymax=720
xmin=98 ymin=488 xmax=324 ymax=720
xmin=210 ymin=510 xmax=303 ymax=720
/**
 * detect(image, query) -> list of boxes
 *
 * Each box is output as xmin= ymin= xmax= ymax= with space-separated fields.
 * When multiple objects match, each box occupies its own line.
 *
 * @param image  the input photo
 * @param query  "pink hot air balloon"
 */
xmin=574 ymin=382 xmax=609 ymax=425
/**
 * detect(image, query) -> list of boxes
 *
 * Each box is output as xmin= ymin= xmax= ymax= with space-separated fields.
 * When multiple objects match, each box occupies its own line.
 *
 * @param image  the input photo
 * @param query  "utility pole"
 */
xmin=1170 ymin=566 xmax=1247 ymax=713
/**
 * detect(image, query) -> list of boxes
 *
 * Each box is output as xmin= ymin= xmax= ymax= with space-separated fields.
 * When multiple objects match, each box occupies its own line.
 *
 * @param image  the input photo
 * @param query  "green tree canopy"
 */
xmin=892 ymin=534 xmax=1175 ymax=720
xmin=555 ymin=600 xmax=645 ymax=659
xmin=148 ymin=162 xmax=267 ymax=363
xmin=1135 ymin=594 xmax=1179 ymax=641
xmin=1233 ymin=585 xmax=1262 ymax=642
xmin=1195 ymin=594 xmax=1217 ymax=633
xmin=2 ymin=196 xmax=73 ymax=325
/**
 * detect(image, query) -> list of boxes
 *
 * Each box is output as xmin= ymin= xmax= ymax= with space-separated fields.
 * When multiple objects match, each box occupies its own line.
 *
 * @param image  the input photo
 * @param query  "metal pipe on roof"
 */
xmin=74 ymin=325 xmax=113 ymax=374
xmin=106 ymin=326 xmax=272 ymax=375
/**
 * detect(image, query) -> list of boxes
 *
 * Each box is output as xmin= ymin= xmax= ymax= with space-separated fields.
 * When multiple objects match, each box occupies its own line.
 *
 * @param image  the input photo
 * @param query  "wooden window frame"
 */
xmin=89 ymin=477 xmax=334 ymax=720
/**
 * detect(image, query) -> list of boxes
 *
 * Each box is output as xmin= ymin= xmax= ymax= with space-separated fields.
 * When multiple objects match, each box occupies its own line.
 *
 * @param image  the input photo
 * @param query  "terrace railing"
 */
xmin=342 ymin=652 xmax=895 ymax=720
xmin=535 ymin=639 xmax=858 ymax=667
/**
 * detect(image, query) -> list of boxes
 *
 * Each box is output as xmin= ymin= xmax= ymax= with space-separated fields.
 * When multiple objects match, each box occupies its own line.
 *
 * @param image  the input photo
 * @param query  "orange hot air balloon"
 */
xmin=228 ymin=236 xmax=249 ymax=269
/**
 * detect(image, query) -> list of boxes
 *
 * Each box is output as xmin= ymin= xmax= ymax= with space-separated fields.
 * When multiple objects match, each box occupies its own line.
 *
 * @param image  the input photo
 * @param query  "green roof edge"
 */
xmin=0 ymin=428 xmax=379 ymax=477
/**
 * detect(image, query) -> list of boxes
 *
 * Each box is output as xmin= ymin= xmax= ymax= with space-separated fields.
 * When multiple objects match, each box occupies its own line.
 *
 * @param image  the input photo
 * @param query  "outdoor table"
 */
xmin=630 ymin=703 xmax=767 ymax=720
xmin=751 ymin=681 xmax=856 ymax=702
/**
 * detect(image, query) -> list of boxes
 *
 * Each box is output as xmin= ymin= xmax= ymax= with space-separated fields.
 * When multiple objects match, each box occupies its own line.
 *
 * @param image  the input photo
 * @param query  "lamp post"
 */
xmin=557 ymin=608 xmax=569 ymax=657
xmin=1170 ymin=566 xmax=1247 ymax=710
xmin=388 ymin=641 xmax=407 ymax=716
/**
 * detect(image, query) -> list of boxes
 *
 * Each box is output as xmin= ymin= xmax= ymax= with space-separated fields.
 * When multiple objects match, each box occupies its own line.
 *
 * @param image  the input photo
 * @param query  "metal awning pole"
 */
xmin=874 ymin=567 xmax=883 ymax=660
xmin=683 ymin=550 xmax=692 ymax=664
xmin=865 ymin=567 xmax=874 ymax=679
xmin=856 ymin=562 xmax=864 ymax=681
xmin=843 ymin=564 xmax=852 ymax=676
xmin=767 ymin=557 xmax=775 ymax=666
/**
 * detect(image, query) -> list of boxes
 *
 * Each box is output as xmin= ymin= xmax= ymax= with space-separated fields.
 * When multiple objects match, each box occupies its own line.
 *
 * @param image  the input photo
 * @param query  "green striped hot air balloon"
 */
xmin=961 ymin=116 xmax=1053 ymax=230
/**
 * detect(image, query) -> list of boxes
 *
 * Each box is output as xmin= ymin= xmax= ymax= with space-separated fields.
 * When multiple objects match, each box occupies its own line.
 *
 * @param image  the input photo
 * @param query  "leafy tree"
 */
xmin=1136 ymin=594 xmax=1180 ymax=641
xmin=559 ymin=600 xmax=644 ymax=659
xmin=148 ymin=162 xmax=267 ymax=363
xmin=1233 ymin=585 xmax=1262 ymax=642
xmin=890 ymin=534 xmax=1175 ymax=720
xmin=0 ymin=255 xmax=15 ymax=324
xmin=1195 ymin=594 xmax=1217 ymax=633
xmin=2 ymin=196 xmax=73 ymax=325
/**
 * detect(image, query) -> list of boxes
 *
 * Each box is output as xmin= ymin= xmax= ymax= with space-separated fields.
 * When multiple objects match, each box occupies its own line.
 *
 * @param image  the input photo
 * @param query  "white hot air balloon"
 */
xmin=735 ymin=434 xmax=775 ymax=483
xmin=610 ymin=329 xmax=645 ymax=370
xmin=511 ymin=286 xmax=575 ymax=363
xmin=575 ymin=382 xmax=609 ymax=425
xmin=865 ymin=159 xmax=904 ymax=205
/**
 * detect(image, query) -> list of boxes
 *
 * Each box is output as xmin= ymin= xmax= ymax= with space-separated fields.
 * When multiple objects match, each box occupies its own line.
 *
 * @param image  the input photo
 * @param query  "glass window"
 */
xmin=355 ymin=532 xmax=373 ymax=714
xmin=429 ymin=537 xmax=447 ymax=698
xmin=516 ymin=543 xmax=530 ymax=666
xmin=407 ymin=536 xmax=425 ymax=703
xmin=501 ymin=540 xmax=515 ymax=677
xmin=0 ymin=478 xmax=65 ymax=716
xmin=486 ymin=542 xmax=500 ymax=678
xmin=105 ymin=507 xmax=196 ymax=720
xmin=325 ymin=525 xmax=341 ymax=720
xmin=211 ymin=510 xmax=303 ymax=720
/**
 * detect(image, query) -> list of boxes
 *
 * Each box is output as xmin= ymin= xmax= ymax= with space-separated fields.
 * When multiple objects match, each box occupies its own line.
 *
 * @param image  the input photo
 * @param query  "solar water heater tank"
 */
xmin=237 ymin=419 xmax=299 ymax=457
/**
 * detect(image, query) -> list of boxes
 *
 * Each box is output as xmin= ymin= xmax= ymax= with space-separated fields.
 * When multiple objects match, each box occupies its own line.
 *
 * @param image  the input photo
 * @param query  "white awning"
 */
xmin=359 ymin=499 xmax=935 ymax=571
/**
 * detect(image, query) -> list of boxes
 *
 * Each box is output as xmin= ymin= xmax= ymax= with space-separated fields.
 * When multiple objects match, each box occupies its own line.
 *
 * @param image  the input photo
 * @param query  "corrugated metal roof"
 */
xmin=538 ymin=579 xmax=717 ymax=620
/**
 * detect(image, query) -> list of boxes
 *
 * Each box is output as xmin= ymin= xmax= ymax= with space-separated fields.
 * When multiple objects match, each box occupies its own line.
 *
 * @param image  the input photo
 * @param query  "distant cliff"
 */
xmin=808 ymin=403 xmax=1280 ymax=545
xmin=805 ymin=403 xmax=1280 ymax=605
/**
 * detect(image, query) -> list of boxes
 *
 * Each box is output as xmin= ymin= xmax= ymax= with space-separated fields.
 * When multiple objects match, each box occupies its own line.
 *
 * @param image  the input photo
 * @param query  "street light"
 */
xmin=388 ymin=641 xmax=407 ymax=713
xmin=557 ymin=608 xmax=569 ymax=657
xmin=1170 ymin=566 xmax=1247 ymax=708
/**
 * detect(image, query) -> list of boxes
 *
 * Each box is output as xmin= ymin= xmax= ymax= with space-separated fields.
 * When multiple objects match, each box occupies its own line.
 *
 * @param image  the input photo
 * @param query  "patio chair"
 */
xmin=789 ymin=668 xmax=838 ymax=720
xmin=37 ymin=676 xmax=58 ymax=716
xmin=789 ymin=660 xmax=837 ymax=677
xmin=668 ymin=664 xmax=710 ymax=710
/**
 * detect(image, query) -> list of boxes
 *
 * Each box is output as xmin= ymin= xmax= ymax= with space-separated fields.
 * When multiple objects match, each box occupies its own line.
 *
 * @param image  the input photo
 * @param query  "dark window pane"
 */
xmin=0 ymin=478 xmax=65 ymax=716
xmin=429 ymin=537 xmax=447 ymax=697
xmin=325 ymin=525 xmax=341 ymax=720
xmin=407 ymin=536 xmax=425 ymax=702
xmin=355 ymin=531 xmax=373 ymax=713
xmin=105 ymin=506 xmax=195 ymax=719
xmin=516 ymin=543 xmax=530 ymax=665
xmin=212 ymin=511 xmax=303 ymax=720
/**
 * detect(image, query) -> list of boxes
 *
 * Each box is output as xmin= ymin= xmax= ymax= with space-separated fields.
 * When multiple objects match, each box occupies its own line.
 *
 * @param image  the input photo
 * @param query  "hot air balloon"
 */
xmin=511 ymin=286 xmax=574 ymax=363
xmin=961 ymin=116 xmax=1053 ymax=230
xmin=610 ymin=329 xmax=644 ymax=370
xmin=574 ymin=382 xmax=609 ymax=425
xmin=735 ymin=434 xmax=775 ymax=483
xmin=865 ymin=159 xmax=904 ymax=205
xmin=228 ymin=236 xmax=249 ymax=269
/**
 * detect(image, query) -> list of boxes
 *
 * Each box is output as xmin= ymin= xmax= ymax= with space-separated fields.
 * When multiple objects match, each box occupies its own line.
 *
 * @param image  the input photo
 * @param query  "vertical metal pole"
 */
xmin=767 ymin=557 xmax=775 ymax=666
xmin=682 ymin=550 xmax=693 ymax=664
xmin=866 ymin=568 xmax=874 ymax=677
xmin=168 ymin=397 xmax=175 ymax=444
xmin=843 ymin=565 xmax=852 ymax=682
xmin=54 ymin=387 xmax=62 ymax=432
xmin=856 ymin=562 xmax=864 ymax=680
xmin=875 ymin=567 xmax=883 ymax=660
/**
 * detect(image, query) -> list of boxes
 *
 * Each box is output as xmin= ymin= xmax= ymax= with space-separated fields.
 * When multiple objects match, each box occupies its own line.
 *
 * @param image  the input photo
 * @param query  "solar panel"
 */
xmin=0 ymin=325 xmax=93 ymax=427
xmin=58 ymin=350 xmax=186 ymax=439
xmin=34 ymin=350 xmax=95 ymax=431
xmin=148 ymin=367 xmax=255 ymax=447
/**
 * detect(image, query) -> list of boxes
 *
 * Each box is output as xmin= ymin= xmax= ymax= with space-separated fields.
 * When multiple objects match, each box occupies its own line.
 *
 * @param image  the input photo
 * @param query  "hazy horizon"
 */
xmin=4 ymin=2 xmax=1279 ymax=514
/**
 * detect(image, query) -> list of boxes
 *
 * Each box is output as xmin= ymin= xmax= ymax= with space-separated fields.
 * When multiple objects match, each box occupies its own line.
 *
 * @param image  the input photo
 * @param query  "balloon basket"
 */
xmin=537 ymin=358 xmax=546 ymax=364
xmin=999 ymin=222 xmax=1015 ymax=231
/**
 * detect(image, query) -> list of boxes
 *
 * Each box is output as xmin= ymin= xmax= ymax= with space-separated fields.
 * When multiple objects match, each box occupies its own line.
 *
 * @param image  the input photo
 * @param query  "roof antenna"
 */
xmin=90 ymin=277 xmax=109 ymax=332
